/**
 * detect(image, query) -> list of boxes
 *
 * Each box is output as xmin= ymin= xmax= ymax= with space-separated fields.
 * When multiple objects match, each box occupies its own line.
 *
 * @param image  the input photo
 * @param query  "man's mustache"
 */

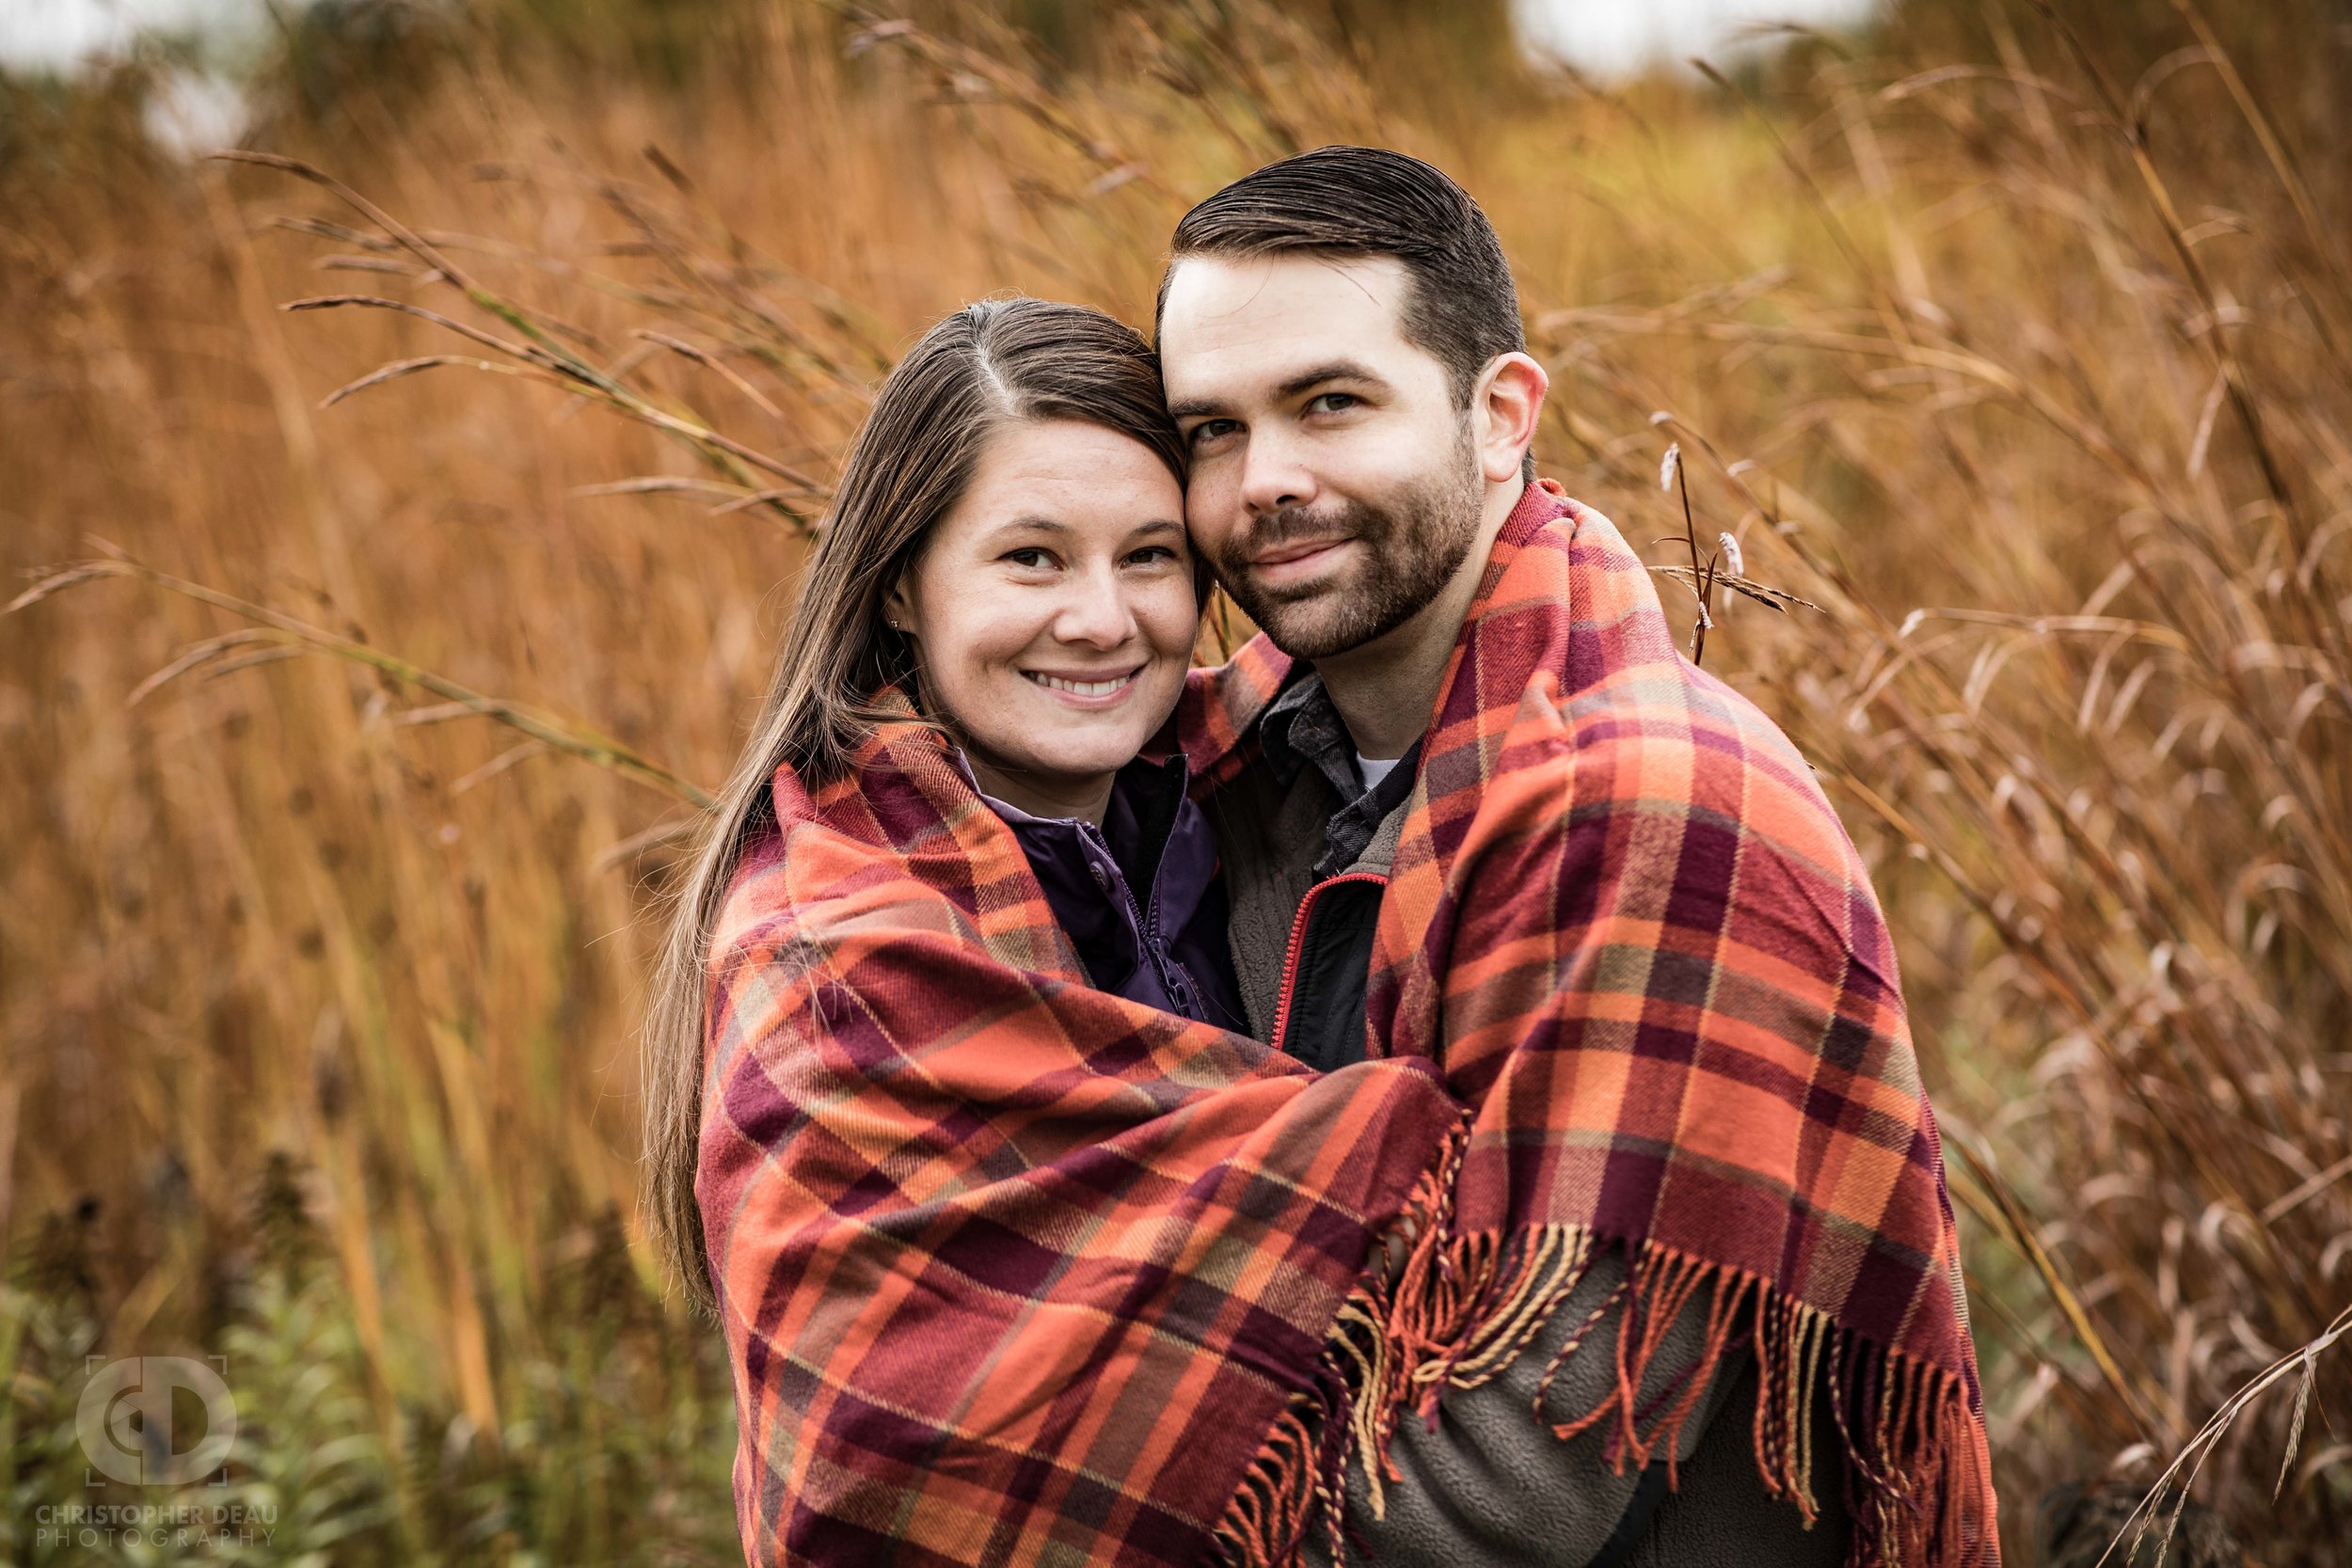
xmin=1224 ymin=501 xmax=1375 ymax=560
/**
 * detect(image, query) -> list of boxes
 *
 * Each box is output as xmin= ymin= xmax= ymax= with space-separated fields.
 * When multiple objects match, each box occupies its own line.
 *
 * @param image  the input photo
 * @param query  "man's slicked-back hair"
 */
xmin=1157 ymin=145 xmax=1526 ymax=413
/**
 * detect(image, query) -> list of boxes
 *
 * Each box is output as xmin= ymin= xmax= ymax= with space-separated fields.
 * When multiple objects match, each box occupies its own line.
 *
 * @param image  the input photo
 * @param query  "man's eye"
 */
xmin=1187 ymin=420 xmax=1240 ymax=448
xmin=1308 ymin=392 xmax=1359 ymax=414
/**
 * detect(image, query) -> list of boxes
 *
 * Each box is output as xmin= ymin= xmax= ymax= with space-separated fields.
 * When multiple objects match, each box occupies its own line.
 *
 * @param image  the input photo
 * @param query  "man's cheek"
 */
xmin=1184 ymin=487 xmax=1236 ymax=555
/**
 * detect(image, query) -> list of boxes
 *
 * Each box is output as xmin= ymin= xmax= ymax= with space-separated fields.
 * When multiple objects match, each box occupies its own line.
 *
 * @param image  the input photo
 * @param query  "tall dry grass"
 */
xmin=3 ymin=1 xmax=2347 ymax=1560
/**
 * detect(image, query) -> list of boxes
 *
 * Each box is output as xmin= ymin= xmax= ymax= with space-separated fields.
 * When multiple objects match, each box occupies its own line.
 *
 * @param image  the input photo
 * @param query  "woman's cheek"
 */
xmin=930 ymin=602 xmax=1025 ymax=730
xmin=949 ymin=594 xmax=1030 ymax=681
xmin=1143 ymin=578 xmax=1202 ymax=663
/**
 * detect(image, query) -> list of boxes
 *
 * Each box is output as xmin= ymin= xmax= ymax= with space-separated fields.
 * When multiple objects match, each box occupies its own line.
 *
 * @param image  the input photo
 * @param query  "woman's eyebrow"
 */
xmin=1126 ymin=518 xmax=1185 ymax=541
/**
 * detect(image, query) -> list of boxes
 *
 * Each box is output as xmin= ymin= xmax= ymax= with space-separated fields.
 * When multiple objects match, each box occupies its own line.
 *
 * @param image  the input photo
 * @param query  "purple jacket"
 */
xmin=954 ymin=750 xmax=1250 ymax=1035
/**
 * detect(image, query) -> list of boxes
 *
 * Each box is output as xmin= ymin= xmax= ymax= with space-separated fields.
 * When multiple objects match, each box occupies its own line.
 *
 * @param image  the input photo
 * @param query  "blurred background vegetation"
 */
xmin=3 ymin=0 xmax=2348 ymax=1562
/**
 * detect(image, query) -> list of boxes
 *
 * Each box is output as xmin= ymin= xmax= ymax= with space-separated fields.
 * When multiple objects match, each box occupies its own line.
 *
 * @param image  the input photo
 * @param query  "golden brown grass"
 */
xmin=3 ymin=1 xmax=2347 ymax=1560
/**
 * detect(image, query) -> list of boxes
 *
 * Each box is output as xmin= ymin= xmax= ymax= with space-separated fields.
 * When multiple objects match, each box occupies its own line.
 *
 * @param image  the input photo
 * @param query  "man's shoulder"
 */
xmin=1466 ymin=632 xmax=1862 ymax=897
xmin=1562 ymin=653 xmax=1818 ymax=776
xmin=1505 ymin=489 xmax=1825 ymax=804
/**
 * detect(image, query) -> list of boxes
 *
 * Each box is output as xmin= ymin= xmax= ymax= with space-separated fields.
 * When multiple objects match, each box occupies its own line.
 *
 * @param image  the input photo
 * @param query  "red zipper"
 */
xmin=1269 ymin=871 xmax=1389 ymax=1060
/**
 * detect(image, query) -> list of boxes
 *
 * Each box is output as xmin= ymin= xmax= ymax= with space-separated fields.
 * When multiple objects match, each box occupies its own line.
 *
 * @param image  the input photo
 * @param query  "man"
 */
xmin=1156 ymin=147 xmax=1995 ymax=1565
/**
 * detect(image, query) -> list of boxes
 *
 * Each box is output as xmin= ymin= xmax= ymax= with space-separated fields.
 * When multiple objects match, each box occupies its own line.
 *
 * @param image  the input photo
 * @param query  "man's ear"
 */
xmin=1471 ymin=352 xmax=1549 ymax=484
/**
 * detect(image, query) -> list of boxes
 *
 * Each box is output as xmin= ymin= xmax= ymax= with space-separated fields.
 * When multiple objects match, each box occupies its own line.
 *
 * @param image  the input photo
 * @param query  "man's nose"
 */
xmin=1053 ymin=568 xmax=1140 ymax=649
xmin=1237 ymin=427 xmax=1315 ymax=517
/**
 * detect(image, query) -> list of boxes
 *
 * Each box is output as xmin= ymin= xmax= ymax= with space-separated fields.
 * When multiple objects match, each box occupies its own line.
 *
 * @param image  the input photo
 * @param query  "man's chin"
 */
xmin=1228 ymin=577 xmax=1351 ymax=652
xmin=1247 ymin=602 xmax=1386 ymax=662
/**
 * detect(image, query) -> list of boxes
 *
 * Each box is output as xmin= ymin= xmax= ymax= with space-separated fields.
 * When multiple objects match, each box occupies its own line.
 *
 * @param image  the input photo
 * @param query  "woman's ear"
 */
xmin=882 ymin=575 xmax=917 ymax=639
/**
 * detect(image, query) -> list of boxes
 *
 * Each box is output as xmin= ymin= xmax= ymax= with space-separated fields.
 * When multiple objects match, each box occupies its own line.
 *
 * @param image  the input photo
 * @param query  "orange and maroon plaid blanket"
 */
xmin=700 ymin=478 xmax=1998 ymax=1567
xmin=698 ymin=706 xmax=1467 ymax=1566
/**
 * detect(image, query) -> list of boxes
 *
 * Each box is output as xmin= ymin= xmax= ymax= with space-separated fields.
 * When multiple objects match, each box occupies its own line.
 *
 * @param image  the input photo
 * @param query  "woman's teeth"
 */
xmin=1026 ymin=672 xmax=1131 ymax=696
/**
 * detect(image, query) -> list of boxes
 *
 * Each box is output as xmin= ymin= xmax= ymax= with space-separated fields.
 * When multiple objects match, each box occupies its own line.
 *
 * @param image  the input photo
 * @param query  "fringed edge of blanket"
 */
xmin=1205 ymin=1130 xmax=1997 ymax=1568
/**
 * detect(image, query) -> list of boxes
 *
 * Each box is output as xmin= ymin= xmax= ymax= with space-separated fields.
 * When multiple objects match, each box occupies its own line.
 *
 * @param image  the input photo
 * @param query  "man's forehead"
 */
xmin=1159 ymin=252 xmax=1421 ymax=396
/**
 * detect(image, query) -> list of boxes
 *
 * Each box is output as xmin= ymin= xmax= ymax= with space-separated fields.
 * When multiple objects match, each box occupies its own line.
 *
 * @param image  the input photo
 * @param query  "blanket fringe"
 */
xmin=1206 ymin=1132 xmax=1995 ymax=1567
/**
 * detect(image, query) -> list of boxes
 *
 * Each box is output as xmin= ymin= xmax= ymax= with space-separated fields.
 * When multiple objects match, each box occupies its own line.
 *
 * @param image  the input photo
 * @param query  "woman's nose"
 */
xmin=1053 ymin=570 xmax=1140 ymax=649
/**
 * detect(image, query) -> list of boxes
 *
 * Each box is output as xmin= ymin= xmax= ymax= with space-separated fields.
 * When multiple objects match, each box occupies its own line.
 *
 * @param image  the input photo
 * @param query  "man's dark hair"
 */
xmin=1157 ymin=146 xmax=1534 ymax=480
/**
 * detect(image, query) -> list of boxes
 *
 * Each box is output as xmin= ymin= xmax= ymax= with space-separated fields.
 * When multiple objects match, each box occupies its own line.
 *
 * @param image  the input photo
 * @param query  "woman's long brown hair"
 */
xmin=641 ymin=297 xmax=1186 ymax=1312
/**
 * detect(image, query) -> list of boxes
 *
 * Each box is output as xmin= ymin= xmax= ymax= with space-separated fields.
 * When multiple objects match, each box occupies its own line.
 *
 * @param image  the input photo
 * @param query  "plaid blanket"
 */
xmin=699 ymin=705 xmax=1467 ymax=1566
xmin=700 ymin=478 xmax=1998 ymax=1567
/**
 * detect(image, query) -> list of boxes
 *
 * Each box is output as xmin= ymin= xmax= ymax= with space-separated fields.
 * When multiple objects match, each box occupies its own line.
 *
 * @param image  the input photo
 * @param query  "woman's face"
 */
xmin=890 ymin=418 xmax=1198 ymax=820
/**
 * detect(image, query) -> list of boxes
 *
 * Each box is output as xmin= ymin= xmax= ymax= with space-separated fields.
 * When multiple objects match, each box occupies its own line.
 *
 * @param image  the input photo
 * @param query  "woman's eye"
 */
xmin=1004 ymin=547 xmax=1056 ymax=569
xmin=1125 ymin=546 xmax=1181 ymax=567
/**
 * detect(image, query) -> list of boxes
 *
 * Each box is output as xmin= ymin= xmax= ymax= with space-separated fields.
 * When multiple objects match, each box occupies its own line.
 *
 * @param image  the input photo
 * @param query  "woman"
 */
xmin=640 ymin=297 xmax=1467 ymax=1568
xmin=873 ymin=358 xmax=1247 ymax=1034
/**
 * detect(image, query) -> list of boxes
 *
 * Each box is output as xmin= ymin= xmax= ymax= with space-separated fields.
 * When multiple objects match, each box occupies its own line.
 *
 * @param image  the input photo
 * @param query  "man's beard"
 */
xmin=1208 ymin=419 xmax=1485 ymax=661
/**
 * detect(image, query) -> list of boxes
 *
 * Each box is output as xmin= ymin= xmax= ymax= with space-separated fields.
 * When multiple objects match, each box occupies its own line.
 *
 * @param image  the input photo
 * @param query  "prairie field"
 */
xmin=3 ymin=1 xmax=2347 ymax=1561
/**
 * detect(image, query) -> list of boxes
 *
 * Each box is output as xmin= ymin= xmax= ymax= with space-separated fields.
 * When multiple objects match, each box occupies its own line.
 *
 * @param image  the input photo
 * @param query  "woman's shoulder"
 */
xmin=721 ymin=738 xmax=1081 ymax=980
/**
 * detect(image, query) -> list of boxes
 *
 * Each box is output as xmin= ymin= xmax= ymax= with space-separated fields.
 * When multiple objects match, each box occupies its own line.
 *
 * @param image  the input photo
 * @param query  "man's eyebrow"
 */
xmin=1167 ymin=360 xmax=1389 ymax=423
xmin=1279 ymin=360 xmax=1387 ymax=398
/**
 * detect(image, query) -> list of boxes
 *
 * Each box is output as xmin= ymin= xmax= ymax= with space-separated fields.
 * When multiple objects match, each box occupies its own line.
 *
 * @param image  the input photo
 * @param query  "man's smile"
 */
xmin=1247 ymin=535 xmax=1356 ymax=586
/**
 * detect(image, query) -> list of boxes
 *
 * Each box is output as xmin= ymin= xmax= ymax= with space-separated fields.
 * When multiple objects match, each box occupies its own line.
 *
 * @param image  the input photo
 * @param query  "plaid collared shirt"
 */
xmin=1256 ymin=670 xmax=1424 ymax=880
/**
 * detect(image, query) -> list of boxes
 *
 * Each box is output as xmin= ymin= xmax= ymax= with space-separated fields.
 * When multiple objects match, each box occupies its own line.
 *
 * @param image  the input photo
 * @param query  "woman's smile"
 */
xmin=1023 ymin=666 xmax=1143 ymax=702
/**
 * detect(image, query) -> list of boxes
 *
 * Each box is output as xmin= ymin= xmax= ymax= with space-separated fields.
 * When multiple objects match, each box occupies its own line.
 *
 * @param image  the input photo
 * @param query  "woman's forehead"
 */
xmin=930 ymin=420 xmax=1184 ymax=546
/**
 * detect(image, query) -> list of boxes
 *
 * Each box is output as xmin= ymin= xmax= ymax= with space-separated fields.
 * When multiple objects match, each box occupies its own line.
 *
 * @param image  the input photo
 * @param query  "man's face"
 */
xmin=1159 ymin=253 xmax=1486 ymax=660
